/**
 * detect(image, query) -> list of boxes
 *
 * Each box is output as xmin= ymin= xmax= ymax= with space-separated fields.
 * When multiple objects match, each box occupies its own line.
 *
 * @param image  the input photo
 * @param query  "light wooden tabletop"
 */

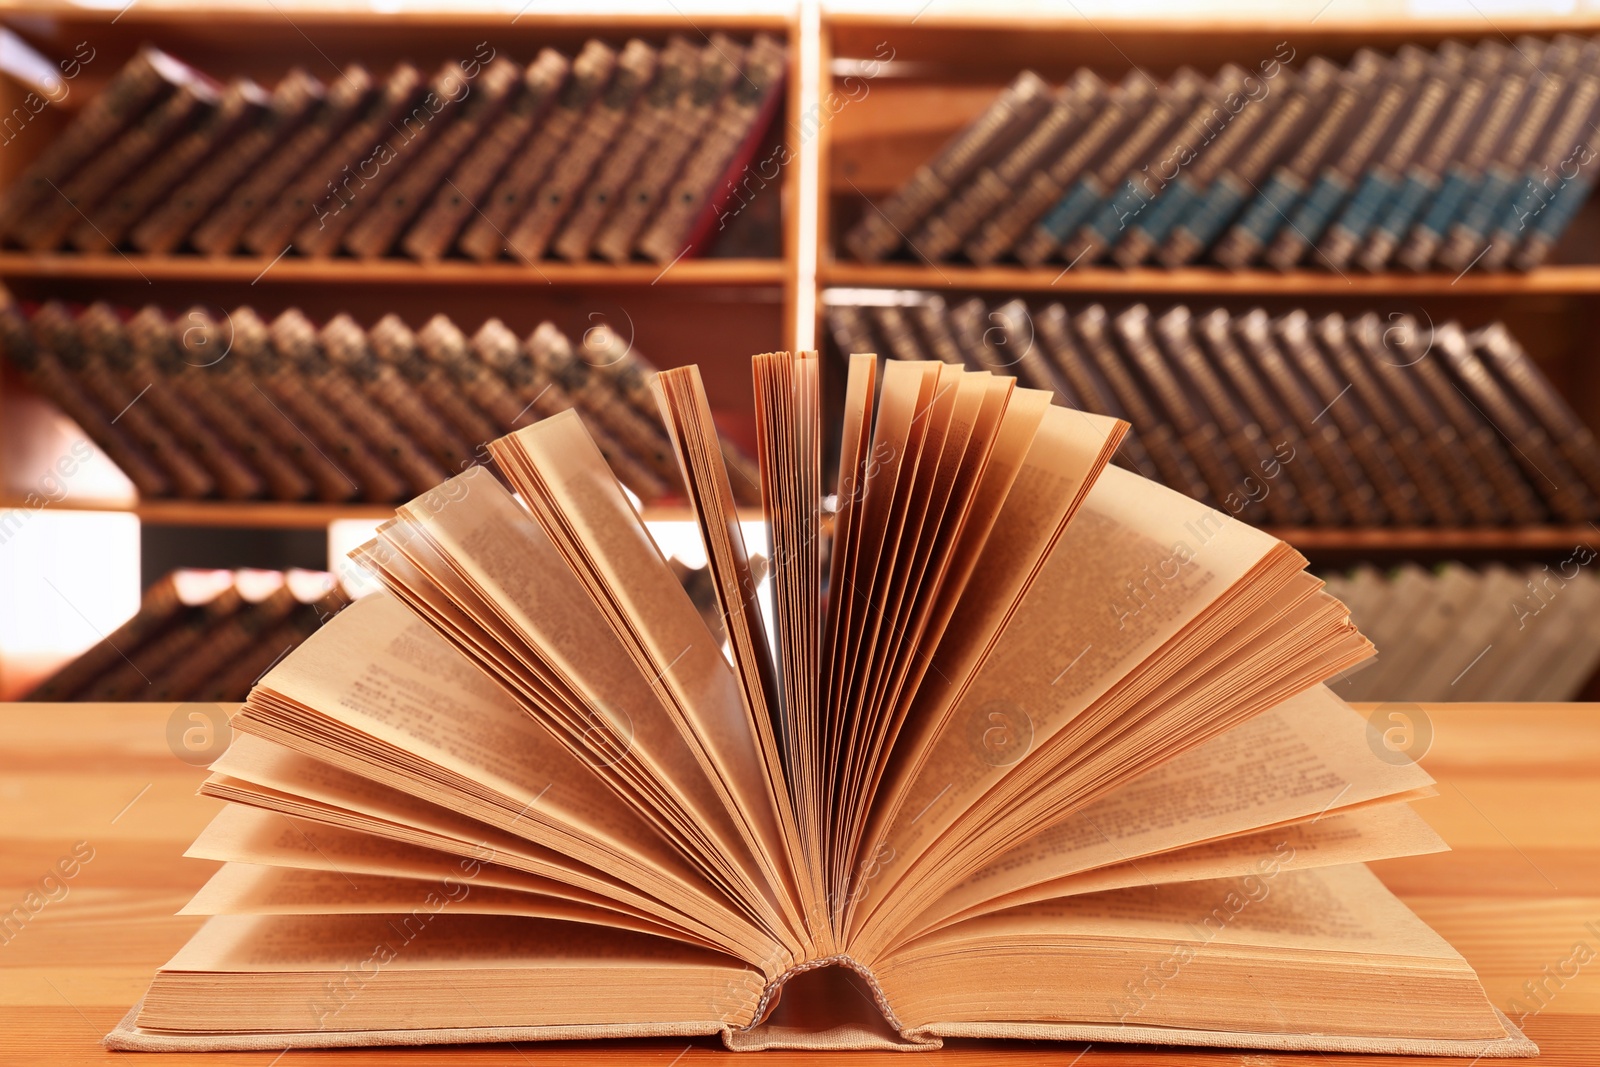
xmin=1 ymin=701 xmax=1596 ymax=1064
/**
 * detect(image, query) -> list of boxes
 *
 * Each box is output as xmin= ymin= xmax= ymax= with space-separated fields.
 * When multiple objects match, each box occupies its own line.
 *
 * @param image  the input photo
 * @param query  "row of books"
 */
xmin=826 ymin=296 xmax=1600 ymax=526
xmin=0 ymin=294 xmax=762 ymax=505
xmin=1326 ymin=560 xmax=1600 ymax=702
xmin=845 ymin=34 xmax=1599 ymax=273
xmin=23 ymin=570 xmax=350 ymax=703
xmin=0 ymin=35 xmax=785 ymax=263
xmin=23 ymin=552 xmax=741 ymax=703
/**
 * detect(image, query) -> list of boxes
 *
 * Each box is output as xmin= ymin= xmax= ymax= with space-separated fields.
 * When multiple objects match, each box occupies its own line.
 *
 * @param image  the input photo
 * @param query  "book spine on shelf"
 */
xmin=1308 ymin=313 xmax=1466 ymax=526
xmin=1034 ymin=303 xmax=1163 ymax=479
xmin=1357 ymin=44 xmax=1505 ymax=272
xmin=635 ymin=32 xmax=788 ymax=264
xmin=23 ymin=574 xmax=186 ymax=701
xmin=297 ymin=61 xmax=468 ymax=258
xmin=916 ymin=72 xmax=1103 ymax=263
xmin=908 ymin=297 xmax=976 ymax=368
xmin=0 ymin=299 xmax=172 ymax=498
xmin=593 ymin=36 xmax=742 ymax=264
xmin=1275 ymin=311 xmax=1427 ymax=523
xmin=133 ymin=70 xmax=323 ymax=256
xmin=343 ymin=55 xmax=523 ymax=260
xmin=1158 ymin=60 xmax=1334 ymax=267
xmin=844 ymin=69 xmax=1052 ymax=262
xmin=1193 ymin=309 xmax=1346 ymax=524
xmin=553 ymin=37 xmax=697 ymax=262
xmin=414 ymin=313 xmax=528 ymax=431
xmin=243 ymin=63 xmax=422 ymax=256
xmin=1473 ymin=322 xmax=1600 ymax=500
xmin=1212 ymin=52 xmax=1382 ymax=269
xmin=1437 ymin=46 xmax=1577 ymax=273
xmin=106 ymin=303 xmax=263 ymax=499
xmin=147 ymin=584 xmax=302 ymax=701
xmin=35 ymin=302 xmax=217 ymax=498
xmin=1396 ymin=49 xmax=1538 ymax=272
xmin=868 ymin=305 xmax=933 ymax=363
xmin=160 ymin=308 xmax=315 ymax=501
xmin=508 ymin=40 xmax=658 ymax=263
xmin=1319 ymin=48 xmax=1462 ymax=272
xmin=401 ymin=49 xmax=570 ymax=262
xmin=0 ymin=47 xmax=172 ymax=236
xmin=1152 ymin=307 xmax=1310 ymax=525
xmin=458 ymin=40 xmax=617 ymax=262
xmin=14 ymin=77 xmax=213 ymax=253
xmin=1263 ymin=48 xmax=1425 ymax=272
xmin=367 ymin=314 xmax=502 ymax=466
xmin=965 ymin=77 xmax=1153 ymax=266
xmin=1019 ymin=71 xmax=1200 ymax=267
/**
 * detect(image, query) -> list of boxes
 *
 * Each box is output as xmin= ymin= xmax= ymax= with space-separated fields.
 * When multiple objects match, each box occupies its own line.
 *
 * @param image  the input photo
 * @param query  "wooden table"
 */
xmin=1 ymin=701 xmax=1596 ymax=1064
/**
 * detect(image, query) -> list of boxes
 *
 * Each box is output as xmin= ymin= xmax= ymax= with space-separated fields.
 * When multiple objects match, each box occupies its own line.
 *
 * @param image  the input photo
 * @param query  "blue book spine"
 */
xmin=1531 ymin=171 xmax=1597 ymax=243
xmin=1369 ymin=170 xmax=1436 ymax=246
xmin=1175 ymin=173 xmax=1247 ymax=248
xmin=1128 ymin=176 xmax=1201 ymax=244
xmin=1329 ymin=170 xmax=1399 ymax=241
xmin=1230 ymin=169 xmax=1304 ymax=249
xmin=1451 ymin=164 xmax=1518 ymax=241
xmin=1036 ymin=178 xmax=1106 ymax=244
xmin=1283 ymin=170 xmax=1352 ymax=245
xmin=1412 ymin=165 xmax=1478 ymax=242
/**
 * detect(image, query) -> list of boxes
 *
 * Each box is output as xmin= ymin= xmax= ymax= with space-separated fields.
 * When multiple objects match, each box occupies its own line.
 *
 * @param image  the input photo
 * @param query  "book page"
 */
xmin=860 ymin=467 xmax=1281 ymax=928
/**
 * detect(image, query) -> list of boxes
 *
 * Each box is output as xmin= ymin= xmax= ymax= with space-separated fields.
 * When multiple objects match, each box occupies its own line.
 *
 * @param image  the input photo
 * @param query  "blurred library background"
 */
xmin=5 ymin=0 xmax=1600 ymax=704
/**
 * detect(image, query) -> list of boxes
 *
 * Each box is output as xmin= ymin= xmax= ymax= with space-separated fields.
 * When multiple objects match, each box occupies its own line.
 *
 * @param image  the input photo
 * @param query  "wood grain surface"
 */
xmin=1 ymin=701 xmax=1595 ymax=1064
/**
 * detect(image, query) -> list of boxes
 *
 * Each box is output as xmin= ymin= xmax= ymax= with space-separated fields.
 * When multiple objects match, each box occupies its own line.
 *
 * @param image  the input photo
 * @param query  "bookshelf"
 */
xmin=5 ymin=4 xmax=1600 ymax=694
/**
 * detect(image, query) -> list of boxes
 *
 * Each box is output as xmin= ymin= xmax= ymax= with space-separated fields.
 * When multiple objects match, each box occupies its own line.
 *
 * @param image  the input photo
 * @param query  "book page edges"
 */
xmin=104 ymin=1001 xmax=1537 ymax=1055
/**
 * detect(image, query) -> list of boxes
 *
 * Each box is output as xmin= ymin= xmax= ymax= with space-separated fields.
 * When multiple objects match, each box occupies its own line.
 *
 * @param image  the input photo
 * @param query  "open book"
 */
xmin=110 ymin=352 xmax=1533 ymax=1055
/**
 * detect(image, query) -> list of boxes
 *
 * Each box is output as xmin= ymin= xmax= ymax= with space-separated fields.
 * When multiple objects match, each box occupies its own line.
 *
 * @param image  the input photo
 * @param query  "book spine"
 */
xmin=0 ymin=48 xmax=169 ymax=235
xmin=1194 ymin=309 xmax=1346 ymax=524
xmin=147 ymin=584 xmax=303 ymax=701
xmin=1357 ymin=49 xmax=1501 ymax=272
xmin=193 ymin=68 xmax=369 ymax=256
xmin=207 ymin=311 xmax=360 ymax=502
xmin=71 ymin=81 xmax=259 ymax=253
xmin=1112 ymin=304 xmax=1257 ymax=514
xmin=253 ymin=312 xmax=408 ymax=502
xmin=133 ymin=70 xmax=323 ymax=255
xmin=1320 ymin=60 xmax=1457 ymax=271
xmin=1034 ymin=304 xmax=1162 ymax=480
xmin=1073 ymin=304 xmax=1214 ymax=503
xmin=414 ymin=315 xmax=529 ymax=430
xmin=868 ymin=305 xmax=933 ymax=363
xmin=916 ymin=75 xmax=1101 ymax=262
xmin=110 ymin=304 xmax=265 ymax=499
xmin=1308 ymin=313 xmax=1465 ymax=525
xmin=1263 ymin=54 xmax=1421 ymax=271
xmin=458 ymin=41 xmax=617 ymax=263
xmin=400 ymin=50 xmax=570 ymax=262
xmin=635 ymin=34 xmax=788 ymax=264
xmin=1433 ymin=323 xmax=1597 ymax=520
xmin=321 ymin=314 xmax=474 ymax=475
xmin=1276 ymin=312 xmax=1428 ymax=523
xmin=367 ymin=314 xmax=503 ymax=466
xmin=343 ymin=56 xmax=522 ymax=260
xmin=907 ymin=298 xmax=972 ymax=368
xmin=1157 ymin=64 xmax=1332 ymax=267
xmin=0 ymin=301 xmax=173 ymax=498
xmin=1396 ymin=57 xmax=1536 ymax=272
xmin=161 ymin=308 xmax=315 ymax=501
xmin=592 ymin=36 xmax=741 ymax=264
xmin=1489 ymin=65 xmax=1600 ymax=271
xmin=824 ymin=304 xmax=878 ymax=361
xmin=243 ymin=63 xmax=421 ymax=256
xmin=1151 ymin=306 xmax=1310 ymax=525
xmin=1437 ymin=57 xmax=1574 ymax=273
xmin=14 ymin=83 xmax=209 ymax=252
xmin=35 ymin=302 xmax=216 ymax=498
xmin=553 ymin=38 xmax=695 ymax=262
xmin=300 ymin=61 xmax=468 ymax=258
xmin=508 ymin=41 xmax=657 ymax=262
xmin=843 ymin=69 xmax=1052 ymax=262
xmin=1472 ymin=322 xmax=1600 ymax=499
xmin=1211 ymin=60 xmax=1376 ymax=269
xmin=964 ymin=81 xmax=1150 ymax=266
xmin=1019 ymin=77 xmax=1196 ymax=267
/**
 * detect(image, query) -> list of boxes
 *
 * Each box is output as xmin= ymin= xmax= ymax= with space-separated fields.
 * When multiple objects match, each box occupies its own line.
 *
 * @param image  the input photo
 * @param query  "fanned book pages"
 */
xmin=109 ymin=353 xmax=1533 ymax=1056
